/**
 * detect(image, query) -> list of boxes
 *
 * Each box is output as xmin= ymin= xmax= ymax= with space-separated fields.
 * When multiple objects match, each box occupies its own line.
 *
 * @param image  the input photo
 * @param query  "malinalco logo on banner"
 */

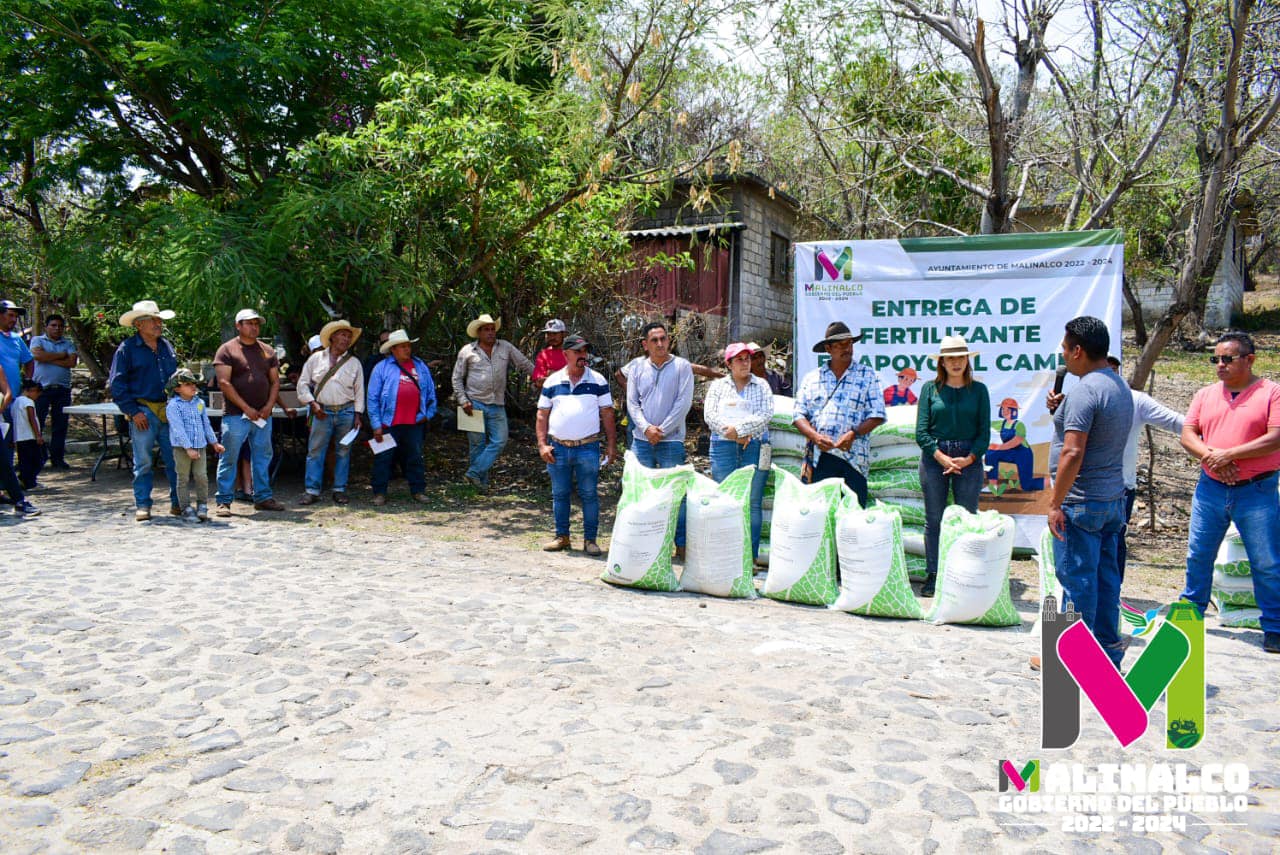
xmin=793 ymin=230 xmax=1124 ymax=514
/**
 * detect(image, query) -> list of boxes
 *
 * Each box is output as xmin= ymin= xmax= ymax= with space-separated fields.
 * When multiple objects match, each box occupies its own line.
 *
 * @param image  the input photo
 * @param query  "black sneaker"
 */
xmin=1264 ymin=632 xmax=1280 ymax=654
xmin=15 ymin=500 xmax=41 ymax=516
xmin=920 ymin=573 xmax=937 ymax=598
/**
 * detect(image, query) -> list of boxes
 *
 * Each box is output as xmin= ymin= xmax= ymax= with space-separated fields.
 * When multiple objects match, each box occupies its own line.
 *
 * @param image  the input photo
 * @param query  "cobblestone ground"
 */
xmin=1 ymin=486 xmax=1278 ymax=853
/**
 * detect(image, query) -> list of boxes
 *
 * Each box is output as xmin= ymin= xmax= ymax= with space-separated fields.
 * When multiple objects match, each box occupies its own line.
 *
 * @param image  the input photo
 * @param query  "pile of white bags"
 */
xmin=867 ymin=406 xmax=926 ymax=527
xmin=1214 ymin=525 xmax=1261 ymax=628
xmin=924 ymin=505 xmax=1020 ymax=626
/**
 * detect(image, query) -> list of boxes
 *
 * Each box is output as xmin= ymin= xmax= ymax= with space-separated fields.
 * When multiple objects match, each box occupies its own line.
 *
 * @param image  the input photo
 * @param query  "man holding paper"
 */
xmin=367 ymin=329 xmax=437 ymax=506
xmin=214 ymin=308 xmax=284 ymax=514
xmin=297 ymin=320 xmax=365 ymax=506
xmin=452 ymin=313 xmax=534 ymax=492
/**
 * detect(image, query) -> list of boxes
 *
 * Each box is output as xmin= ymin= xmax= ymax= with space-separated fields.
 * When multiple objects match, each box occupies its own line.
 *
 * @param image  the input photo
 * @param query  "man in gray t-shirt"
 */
xmin=1046 ymin=317 xmax=1133 ymax=669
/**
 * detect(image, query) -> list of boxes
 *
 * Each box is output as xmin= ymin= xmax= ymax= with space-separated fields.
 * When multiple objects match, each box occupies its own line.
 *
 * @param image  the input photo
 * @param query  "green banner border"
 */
xmin=898 ymin=229 xmax=1123 ymax=253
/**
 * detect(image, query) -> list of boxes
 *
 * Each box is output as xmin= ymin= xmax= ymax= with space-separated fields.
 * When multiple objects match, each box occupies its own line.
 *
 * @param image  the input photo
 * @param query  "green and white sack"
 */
xmin=1211 ymin=570 xmax=1257 ymax=608
xmin=681 ymin=469 xmax=758 ymax=598
xmin=772 ymin=456 xmax=805 ymax=480
xmin=1213 ymin=526 xmax=1251 ymax=577
xmin=867 ymin=468 xmax=924 ymax=498
xmin=902 ymin=524 xmax=925 ymax=557
xmin=761 ymin=469 xmax=842 ymax=605
xmin=869 ymin=404 xmax=918 ymax=445
xmin=1219 ymin=604 xmax=1262 ymax=629
xmin=905 ymin=553 xmax=928 ymax=581
xmin=602 ymin=451 xmax=694 ymax=591
xmin=872 ymin=497 xmax=927 ymax=528
xmin=769 ymin=394 xmax=797 ymax=431
xmin=831 ymin=499 xmax=924 ymax=618
xmin=870 ymin=442 xmax=921 ymax=471
xmin=771 ymin=429 xmax=809 ymax=456
xmin=925 ymin=505 xmax=1020 ymax=627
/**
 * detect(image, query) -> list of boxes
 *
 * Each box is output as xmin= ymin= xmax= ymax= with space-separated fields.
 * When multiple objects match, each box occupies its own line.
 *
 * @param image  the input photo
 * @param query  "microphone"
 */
xmin=1052 ymin=365 xmax=1068 ymax=396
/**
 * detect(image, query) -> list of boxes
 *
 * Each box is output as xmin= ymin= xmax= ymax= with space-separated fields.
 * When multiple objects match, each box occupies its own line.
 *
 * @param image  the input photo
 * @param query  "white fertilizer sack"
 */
xmin=761 ymin=469 xmax=842 ymax=605
xmin=681 ymin=469 xmax=758 ymax=598
xmin=1218 ymin=605 xmax=1262 ymax=629
xmin=902 ymin=524 xmax=925 ymax=557
xmin=771 ymin=429 xmax=809 ymax=457
xmin=1211 ymin=570 xmax=1257 ymax=609
xmin=871 ymin=497 xmax=926 ymax=528
xmin=1213 ymin=527 xmax=1250 ymax=577
xmin=831 ymin=501 xmax=924 ymax=619
xmin=870 ymin=441 xmax=922 ymax=471
xmin=602 ymin=452 xmax=694 ymax=591
xmin=769 ymin=395 xmax=797 ymax=431
xmin=867 ymin=468 xmax=924 ymax=498
xmin=925 ymin=505 xmax=1020 ymax=626
xmin=869 ymin=405 xmax=918 ymax=447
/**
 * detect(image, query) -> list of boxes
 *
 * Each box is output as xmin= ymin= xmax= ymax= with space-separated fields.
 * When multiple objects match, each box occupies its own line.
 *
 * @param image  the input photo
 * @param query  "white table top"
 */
xmin=65 ymin=403 xmax=300 ymax=419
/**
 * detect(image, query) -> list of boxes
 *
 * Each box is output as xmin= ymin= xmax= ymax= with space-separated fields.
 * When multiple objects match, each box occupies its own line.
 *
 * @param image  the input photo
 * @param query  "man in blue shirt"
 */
xmin=30 ymin=314 xmax=78 ymax=469
xmin=108 ymin=300 xmax=180 ymax=521
xmin=0 ymin=299 xmax=34 ymax=478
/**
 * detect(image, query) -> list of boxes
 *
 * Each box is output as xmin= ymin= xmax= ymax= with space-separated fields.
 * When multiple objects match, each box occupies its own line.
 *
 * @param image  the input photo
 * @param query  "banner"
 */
xmin=794 ymin=230 xmax=1124 ymax=514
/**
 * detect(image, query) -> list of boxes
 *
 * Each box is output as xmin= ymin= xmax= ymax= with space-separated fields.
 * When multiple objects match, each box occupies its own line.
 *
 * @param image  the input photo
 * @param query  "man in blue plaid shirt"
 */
xmin=793 ymin=321 xmax=886 ymax=507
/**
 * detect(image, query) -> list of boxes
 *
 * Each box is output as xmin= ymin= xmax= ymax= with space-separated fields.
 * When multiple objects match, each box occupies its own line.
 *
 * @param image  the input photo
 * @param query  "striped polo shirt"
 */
xmin=538 ymin=366 xmax=612 ymax=441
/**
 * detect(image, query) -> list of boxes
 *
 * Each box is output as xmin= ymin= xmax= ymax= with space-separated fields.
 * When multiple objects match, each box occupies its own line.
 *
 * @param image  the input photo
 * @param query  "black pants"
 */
xmin=1118 ymin=487 xmax=1136 ymax=584
xmin=0 ymin=425 xmax=24 ymax=502
xmin=17 ymin=440 xmax=47 ymax=489
xmin=34 ymin=385 xmax=71 ymax=465
xmin=811 ymin=452 xmax=868 ymax=509
xmin=370 ymin=423 xmax=426 ymax=496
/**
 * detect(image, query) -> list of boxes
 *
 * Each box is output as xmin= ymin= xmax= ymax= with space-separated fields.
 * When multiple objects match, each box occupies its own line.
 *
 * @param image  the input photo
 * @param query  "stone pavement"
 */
xmin=1 ymin=491 xmax=1278 ymax=854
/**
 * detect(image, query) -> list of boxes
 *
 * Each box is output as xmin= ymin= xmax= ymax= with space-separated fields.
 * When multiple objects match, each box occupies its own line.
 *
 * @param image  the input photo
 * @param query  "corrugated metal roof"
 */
xmin=624 ymin=222 xmax=745 ymax=238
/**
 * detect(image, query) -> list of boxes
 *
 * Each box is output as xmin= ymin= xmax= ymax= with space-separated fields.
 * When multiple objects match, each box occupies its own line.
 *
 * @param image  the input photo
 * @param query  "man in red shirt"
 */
xmin=532 ymin=319 xmax=567 ymax=384
xmin=1180 ymin=331 xmax=1280 ymax=654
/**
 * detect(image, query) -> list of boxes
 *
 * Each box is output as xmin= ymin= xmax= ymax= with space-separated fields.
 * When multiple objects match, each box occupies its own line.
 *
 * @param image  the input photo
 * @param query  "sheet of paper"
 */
xmin=339 ymin=427 xmax=360 ymax=447
xmin=368 ymin=433 xmax=397 ymax=454
xmin=0 ymin=420 xmax=7 ymax=439
xmin=456 ymin=406 xmax=485 ymax=432
xmin=250 ymin=417 xmax=268 ymax=428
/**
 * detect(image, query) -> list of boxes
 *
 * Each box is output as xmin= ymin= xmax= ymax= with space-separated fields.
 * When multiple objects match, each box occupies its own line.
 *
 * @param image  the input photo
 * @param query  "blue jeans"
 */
xmin=1053 ymin=497 xmax=1127 ymax=666
xmin=548 ymin=441 xmax=601 ymax=540
xmin=709 ymin=438 xmax=769 ymax=557
xmin=466 ymin=402 xmax=509 ymax=487
xmin=215 ymin=414 xmax=273 ymax=505
xmin=919 ymin=451 xmax=984 ymax=576
xmin=1182 ymin=472 xmax=1280 ymax=634
xmin=34 ymin=385 xmax=72 ymax=465
xmin=371 ymin=422 xmax=426 ymax=495
xmin=632 ymin=439 xmax=687 ymax=547
xmin=128 ymin=411 xmax=178 ymax=509
xmin=304 ymin=406 xmax=356 ymax=495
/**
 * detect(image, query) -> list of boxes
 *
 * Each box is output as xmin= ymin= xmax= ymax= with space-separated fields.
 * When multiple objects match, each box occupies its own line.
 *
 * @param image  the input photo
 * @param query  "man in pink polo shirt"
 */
xmin=1179 ymin=331 xmax=1280 ymax=654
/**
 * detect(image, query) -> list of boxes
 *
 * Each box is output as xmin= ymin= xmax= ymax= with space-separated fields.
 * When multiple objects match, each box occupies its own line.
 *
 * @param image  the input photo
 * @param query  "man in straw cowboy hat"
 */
xmin=213 ymin=308 xmax=285 ymax=515
xmin=367 ymin=329 xmax=437 ymax=505
xmin=792 ymin=320 xmax=885 ymax=508
xmin=297 ymin=320 xmax=365 ymax=505
xmin=451 ymin=313 xmax=534 ymax=492
xmin=108 ymin=300 xmax=181 ymax=521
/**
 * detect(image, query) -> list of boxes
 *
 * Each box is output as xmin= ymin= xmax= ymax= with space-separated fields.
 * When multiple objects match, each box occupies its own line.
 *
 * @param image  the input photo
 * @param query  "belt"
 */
xmin=551 ymin=433 xmax=601 ymax=447
xmin=1225 ymin=470 xmax=1277 ymax=487
xmin=937 ymin=439 xmax=972 ymax=453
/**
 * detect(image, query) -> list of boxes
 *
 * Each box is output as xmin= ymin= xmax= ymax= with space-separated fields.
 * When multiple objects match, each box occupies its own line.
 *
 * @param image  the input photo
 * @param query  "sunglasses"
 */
xmin=1208 ymin=355 xmax=1247 ymax=365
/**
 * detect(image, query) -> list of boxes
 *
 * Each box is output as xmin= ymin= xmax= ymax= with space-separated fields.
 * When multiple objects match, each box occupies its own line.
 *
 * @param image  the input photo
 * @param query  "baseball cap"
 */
xmin=562 ymin=334 xmax=589 ymax=351
xmin=542 ymin=319 xmax=567 ymax=333
xmin=235 ymin=308 xmax=263 ymax=323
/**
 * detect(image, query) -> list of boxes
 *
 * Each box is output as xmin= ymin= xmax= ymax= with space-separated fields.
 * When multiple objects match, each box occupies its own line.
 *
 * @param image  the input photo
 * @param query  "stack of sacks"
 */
xmin=758 ymin=394 xmax=804 ymax=567
xmin=924 ymin=505 xmax=1021 ymax=627
xmin=1214 ymin=525 xmax=1260 ymax=628
xmin=866 ymin=405 xmax=927 ymax=578
xmin=602 ymin=451 xmax=695 ymax=592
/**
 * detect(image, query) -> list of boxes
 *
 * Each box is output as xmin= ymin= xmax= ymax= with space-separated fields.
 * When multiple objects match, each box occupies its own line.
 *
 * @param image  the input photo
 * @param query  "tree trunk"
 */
xmin=1121 ymin=274 xmax=1147 ymax=347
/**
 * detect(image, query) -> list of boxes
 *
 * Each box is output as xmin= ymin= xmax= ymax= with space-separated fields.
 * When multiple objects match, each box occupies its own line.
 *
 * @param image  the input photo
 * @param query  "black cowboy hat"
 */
xmin=811 ymin=321 xmax=863 ymax=353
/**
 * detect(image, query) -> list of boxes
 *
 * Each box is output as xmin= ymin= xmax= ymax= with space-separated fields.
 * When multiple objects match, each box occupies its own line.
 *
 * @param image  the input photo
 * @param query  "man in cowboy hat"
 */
xmin=536 ymin=334 xmax=617 ymax=555
xmin=793 ymin=320 xmax=885 ymax=508
xmin=532 ymin=319 xmax=568 ymax=384
xmin=213 ymin=308 xmax=284 ymax=515
xmin=749 ymin=343 xmax=791 ymax=397
xmin=107 ymin=300 xmax=182 ymax=520
xmin=367 ymin=329 xmax=437 ymax=504
xmin=296 ymin=319 xmax=364 ymax=505
xmin=451 ymin=313 xmax=534 ymax=492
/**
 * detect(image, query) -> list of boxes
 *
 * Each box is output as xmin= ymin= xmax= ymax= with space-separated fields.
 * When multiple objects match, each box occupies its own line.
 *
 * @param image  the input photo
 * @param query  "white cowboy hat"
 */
xmin=379 ymin=328 xmax=419 ymax=354
xmin=466 ymin=313 xmax=501 ymax=339
xmin=119 ymin=300 xmax=176 ymax=327
xmin=935 ymin=335 xmax=979 ymax=359
xmin=319 ymin=319 xmax=362 ymax=349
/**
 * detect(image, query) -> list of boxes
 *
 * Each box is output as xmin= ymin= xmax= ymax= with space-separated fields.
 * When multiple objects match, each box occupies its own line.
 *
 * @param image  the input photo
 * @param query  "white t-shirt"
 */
xmin=538 ymin=367 xmax=612 ymax=442
xmin=14 ymin=395 xmax=37 ymax=442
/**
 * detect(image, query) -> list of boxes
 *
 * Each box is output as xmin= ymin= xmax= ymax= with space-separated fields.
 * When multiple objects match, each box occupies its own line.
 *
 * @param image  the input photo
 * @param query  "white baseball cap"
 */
xmin=235 ymin=308 xmax=263 ymax=324
xmin=541 ymin=319 xmax=567 ymax=333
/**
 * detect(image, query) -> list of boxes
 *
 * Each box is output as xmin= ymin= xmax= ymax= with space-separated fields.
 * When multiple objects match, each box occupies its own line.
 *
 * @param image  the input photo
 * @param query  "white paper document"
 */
xmin=456 ymin=406 xmax=485 ymax=432
xmin=339 ymin=427 xmax=360 ymax=447
xmin=250 ymin=417 xmax=268 ymax=428
xmin=368 ymin=433 xmax=397 ymax=454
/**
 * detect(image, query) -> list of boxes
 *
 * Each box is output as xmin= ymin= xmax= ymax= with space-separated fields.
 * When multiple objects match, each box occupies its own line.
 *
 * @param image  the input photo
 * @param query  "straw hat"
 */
xmin=319 ymin=319 xmax=362 ymax=349
xmin=934 ymin=335 xmax=979 ymax=359
xmin=119 ymin=300 xmax=176 ymax=327
xmin=811 ymin=321 xmax=862 ymax=353
xmin=466 ymin=313 xmax=501 ymax=339
xmin=379 ymin=329 xmax=419 ymax=354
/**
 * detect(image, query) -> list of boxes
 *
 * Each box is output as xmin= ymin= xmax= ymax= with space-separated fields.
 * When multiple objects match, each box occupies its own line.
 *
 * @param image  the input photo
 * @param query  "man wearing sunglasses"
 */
xmin=1180 ymin=331 xmax=1280 ymax=654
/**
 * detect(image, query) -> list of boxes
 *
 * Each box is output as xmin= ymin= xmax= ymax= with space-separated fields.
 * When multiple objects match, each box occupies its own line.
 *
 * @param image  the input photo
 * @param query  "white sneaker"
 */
xmin=181 ymin=507 xmax=198 ymax=522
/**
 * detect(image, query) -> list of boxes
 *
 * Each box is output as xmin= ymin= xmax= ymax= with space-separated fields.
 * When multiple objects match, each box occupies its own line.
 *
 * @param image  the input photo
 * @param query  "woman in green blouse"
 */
xmin=914 ymin=335 xmax=991 ymax=596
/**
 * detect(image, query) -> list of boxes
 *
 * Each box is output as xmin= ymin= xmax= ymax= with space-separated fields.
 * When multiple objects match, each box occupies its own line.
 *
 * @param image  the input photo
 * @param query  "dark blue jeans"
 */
xmin=371 ymin=422 xmax=426 ymax=496
xmin=919 ymin=451 xmax=984 ymax=576
xmin=34 ymin=385 xmax=72 ymax=465
xmin=1053 ymin=497 xmax=1127 ymax=666
xmin=548 ymin=441 xmax=601 ymax=540
xmin=632 ymin=439 xmax=687 ymax=547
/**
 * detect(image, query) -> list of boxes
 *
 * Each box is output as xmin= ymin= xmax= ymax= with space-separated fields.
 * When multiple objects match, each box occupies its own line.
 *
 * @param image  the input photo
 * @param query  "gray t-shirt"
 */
xmin=1051 ymin=367 xmax=1133 ymax=504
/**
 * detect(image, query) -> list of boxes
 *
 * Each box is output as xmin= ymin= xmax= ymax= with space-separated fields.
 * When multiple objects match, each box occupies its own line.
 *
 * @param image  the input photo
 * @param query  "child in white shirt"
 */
xmin=15 ymin=380 xmax=46 ymax=490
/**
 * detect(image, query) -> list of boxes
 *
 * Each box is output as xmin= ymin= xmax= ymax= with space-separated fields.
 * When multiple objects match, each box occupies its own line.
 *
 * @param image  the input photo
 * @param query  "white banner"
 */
xmin=794 ymin=230 xmax=1124 ymax=513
